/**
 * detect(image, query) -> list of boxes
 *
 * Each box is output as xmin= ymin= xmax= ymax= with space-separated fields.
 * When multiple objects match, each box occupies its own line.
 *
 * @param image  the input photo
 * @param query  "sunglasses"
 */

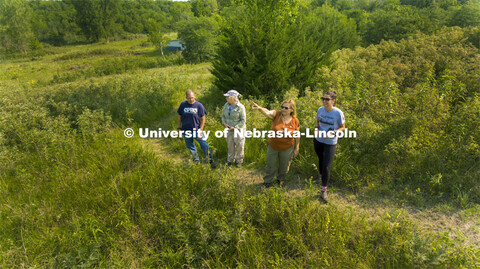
xmin=281 ymin=106 xmax=290 ymax=110
xmin=321 ymin=97 xmax=332 ymax=101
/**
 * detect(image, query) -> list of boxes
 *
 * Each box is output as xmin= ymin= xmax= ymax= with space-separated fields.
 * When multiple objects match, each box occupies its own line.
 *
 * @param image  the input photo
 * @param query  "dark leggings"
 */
xmin=313 ymin=139 xmax=337 ymax=187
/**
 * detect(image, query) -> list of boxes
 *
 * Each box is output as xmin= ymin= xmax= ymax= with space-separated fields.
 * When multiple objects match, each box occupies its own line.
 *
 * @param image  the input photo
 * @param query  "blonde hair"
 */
xmin=283 ymin=99 xmax=296 ymax=118
xmin=226 ymin=95 xmax=238 ymax=103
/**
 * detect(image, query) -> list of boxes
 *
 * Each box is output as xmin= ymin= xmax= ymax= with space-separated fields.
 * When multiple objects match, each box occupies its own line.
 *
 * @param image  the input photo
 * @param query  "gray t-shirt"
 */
xmin=315 ymin=107 xmax=345 ymax=145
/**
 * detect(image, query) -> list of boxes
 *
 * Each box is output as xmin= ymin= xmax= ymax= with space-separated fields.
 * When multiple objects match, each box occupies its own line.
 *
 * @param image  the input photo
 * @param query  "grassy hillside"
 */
xmin=1 ymin=36 xmax=479 ymax=267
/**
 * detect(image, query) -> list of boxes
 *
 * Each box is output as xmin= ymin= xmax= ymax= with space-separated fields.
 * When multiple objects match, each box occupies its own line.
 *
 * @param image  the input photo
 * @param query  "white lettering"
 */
xmin=215 ymin=130 xmax=224 ymax=138
xmin=139 ymin=128 xmax=148 ymax=138
xmin=306 ymin=128 xmax=314 ymax=138
xmin=183 ymin=107 xmax=198 ymax=114
xmin=348 ymin=129 xmax=357 ymax=138
xmin=201 ymin=130 xmax=210 ymax=140
xmin=283 ymin=128 xmax=292 ymax=138
xmin=234 ymin=128 xmax=243 ymax=138
xmin=132 ymin=127 xmax=357 ymax=139
xmin=161 ymin=129 xmax=170 ymax=138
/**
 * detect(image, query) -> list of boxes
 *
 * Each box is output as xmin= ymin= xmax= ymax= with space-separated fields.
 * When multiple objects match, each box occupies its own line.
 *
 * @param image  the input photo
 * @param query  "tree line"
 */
xmin=0 ymin=0 xmax=192 ymax=52
xmin=1 ymin=0 xmax=479 ymax=97
xmin=1 ymin=0 xmax=478 ymax=51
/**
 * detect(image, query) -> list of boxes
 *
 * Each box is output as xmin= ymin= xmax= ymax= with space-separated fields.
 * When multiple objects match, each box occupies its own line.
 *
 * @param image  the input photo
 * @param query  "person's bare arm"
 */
xmin=251 ymin=101 xmax=276 ymax=119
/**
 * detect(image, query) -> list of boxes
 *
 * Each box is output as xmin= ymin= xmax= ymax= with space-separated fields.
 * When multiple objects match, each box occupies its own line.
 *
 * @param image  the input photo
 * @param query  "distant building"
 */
xmin=165 ymin=39 xmax=185 ymax=51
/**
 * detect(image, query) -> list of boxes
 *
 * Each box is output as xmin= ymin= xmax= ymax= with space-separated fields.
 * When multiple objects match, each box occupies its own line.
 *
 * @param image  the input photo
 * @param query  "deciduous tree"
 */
xmin=0 ymin=0 xmax=35 ymax=53
xmin=178 ymin=16 xmax=219 ymax=63
xmin=70 ymin=0 xmax=121 ymax=42
xmin=146 ymin=18 xmax=169 ymax=58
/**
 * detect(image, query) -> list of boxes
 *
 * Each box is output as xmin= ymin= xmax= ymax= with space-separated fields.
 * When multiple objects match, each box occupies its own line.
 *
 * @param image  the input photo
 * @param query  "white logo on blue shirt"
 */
xmin=184 ymin=108 xmax=198 ymax=114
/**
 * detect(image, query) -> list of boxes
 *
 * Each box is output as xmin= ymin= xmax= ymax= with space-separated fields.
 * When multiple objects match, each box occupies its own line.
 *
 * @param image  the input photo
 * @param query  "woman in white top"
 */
xmin=314 ymin=91 xmax=345 ymax=202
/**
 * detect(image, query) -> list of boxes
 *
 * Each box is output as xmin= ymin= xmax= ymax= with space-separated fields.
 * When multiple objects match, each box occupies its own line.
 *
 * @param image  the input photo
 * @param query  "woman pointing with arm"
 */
xmin=252 ymin=100 xmax=300 ymax=187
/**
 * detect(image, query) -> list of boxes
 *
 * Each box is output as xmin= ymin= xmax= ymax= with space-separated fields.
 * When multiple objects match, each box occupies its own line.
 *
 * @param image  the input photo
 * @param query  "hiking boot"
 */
xmin=227 ymin=162 xmax=232 ymax=166
xmin=210 ymin=161 xmax=217 ymax=169
xmin=262 ymin=181 xmax=275 ymax=188
xmin=236 ymin=163 xmax=242 ymax=168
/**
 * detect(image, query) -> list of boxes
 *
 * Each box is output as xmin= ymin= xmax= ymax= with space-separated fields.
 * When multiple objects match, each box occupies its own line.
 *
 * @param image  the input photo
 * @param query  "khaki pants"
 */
xmin=264 ymin=144 xmax=294 ymax=183
xmin=226 ymin=129 xmax=245 ymax=164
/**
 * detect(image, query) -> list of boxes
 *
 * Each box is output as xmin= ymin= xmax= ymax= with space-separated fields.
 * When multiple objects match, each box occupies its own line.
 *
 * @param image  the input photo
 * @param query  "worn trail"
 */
xmin=143 ymin=134 xmax=480 ymax=248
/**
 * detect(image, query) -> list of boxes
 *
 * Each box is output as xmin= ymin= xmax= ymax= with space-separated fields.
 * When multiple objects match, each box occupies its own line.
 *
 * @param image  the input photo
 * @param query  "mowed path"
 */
xmin=142 ymin=136 xmax=480 ymax=249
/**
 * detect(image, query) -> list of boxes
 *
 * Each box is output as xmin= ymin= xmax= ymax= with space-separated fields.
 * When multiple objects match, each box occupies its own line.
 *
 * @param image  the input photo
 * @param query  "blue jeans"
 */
xmin=184 ymin=136 xmax=213 ymax=162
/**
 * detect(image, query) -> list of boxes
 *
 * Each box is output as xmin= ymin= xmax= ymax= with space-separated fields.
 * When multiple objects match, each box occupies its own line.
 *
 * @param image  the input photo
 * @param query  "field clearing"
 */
xmin=1 ymin=37 xmax=479 ymax=267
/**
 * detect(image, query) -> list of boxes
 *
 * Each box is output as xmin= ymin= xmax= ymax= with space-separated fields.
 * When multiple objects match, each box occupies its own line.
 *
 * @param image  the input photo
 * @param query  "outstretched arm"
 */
xmin=251 ymin=101 xmax=276 ymax=119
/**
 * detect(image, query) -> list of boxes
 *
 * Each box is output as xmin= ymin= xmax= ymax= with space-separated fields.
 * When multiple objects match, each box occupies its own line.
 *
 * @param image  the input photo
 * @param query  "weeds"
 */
xmin=1 ymin=35 xmax=479 ymax=267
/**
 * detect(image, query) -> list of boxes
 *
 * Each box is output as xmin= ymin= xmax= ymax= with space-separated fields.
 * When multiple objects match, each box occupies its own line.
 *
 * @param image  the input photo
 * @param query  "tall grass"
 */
xmin=50 ymin=55 xmax=186 ymax=84
xmin=1 ymin=36 xmax=479 ymax=267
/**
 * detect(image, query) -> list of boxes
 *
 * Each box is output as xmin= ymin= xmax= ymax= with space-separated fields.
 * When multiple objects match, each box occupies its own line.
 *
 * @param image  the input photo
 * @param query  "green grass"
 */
xmin=0 ymin=34 xmax=183 ymax=85
xmin=1 ymin=37 xmax=479 ymax=268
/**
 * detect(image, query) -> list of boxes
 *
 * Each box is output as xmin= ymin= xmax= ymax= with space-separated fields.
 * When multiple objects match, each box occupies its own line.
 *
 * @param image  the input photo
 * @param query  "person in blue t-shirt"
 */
xmin=314 ymin=91 xmax=345 ymax=202
xmin=177 ymin=90 xmax=216 ymax=169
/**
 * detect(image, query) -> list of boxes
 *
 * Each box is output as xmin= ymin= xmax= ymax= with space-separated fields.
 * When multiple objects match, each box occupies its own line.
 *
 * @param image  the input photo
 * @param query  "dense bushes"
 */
xmin=1 ymin=33 xmax=479 ymax=267
xmin=207 ymin=27 xmax=480 ymax=204
xmin=310 ymin=27 xmax=479 ymax=201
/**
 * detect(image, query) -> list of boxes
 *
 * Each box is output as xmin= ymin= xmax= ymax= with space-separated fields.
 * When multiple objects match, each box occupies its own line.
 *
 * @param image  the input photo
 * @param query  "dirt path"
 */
xmin=143 ymin=136 xmax=480 ymax=249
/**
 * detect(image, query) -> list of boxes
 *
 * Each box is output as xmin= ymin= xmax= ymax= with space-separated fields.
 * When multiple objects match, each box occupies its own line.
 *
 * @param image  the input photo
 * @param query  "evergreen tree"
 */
xmin=212 ymin=0 xmax=301 ymax=98
xmin=292 ymin=5 xmax=358 ymax=92
xmin=212 ymin=0 xmax=358 ymax=98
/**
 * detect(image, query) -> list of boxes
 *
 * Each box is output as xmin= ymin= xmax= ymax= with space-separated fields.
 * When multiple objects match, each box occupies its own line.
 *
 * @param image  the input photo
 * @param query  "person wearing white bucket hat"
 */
xmin=222 ymin=90 xmax=246 ymax=167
